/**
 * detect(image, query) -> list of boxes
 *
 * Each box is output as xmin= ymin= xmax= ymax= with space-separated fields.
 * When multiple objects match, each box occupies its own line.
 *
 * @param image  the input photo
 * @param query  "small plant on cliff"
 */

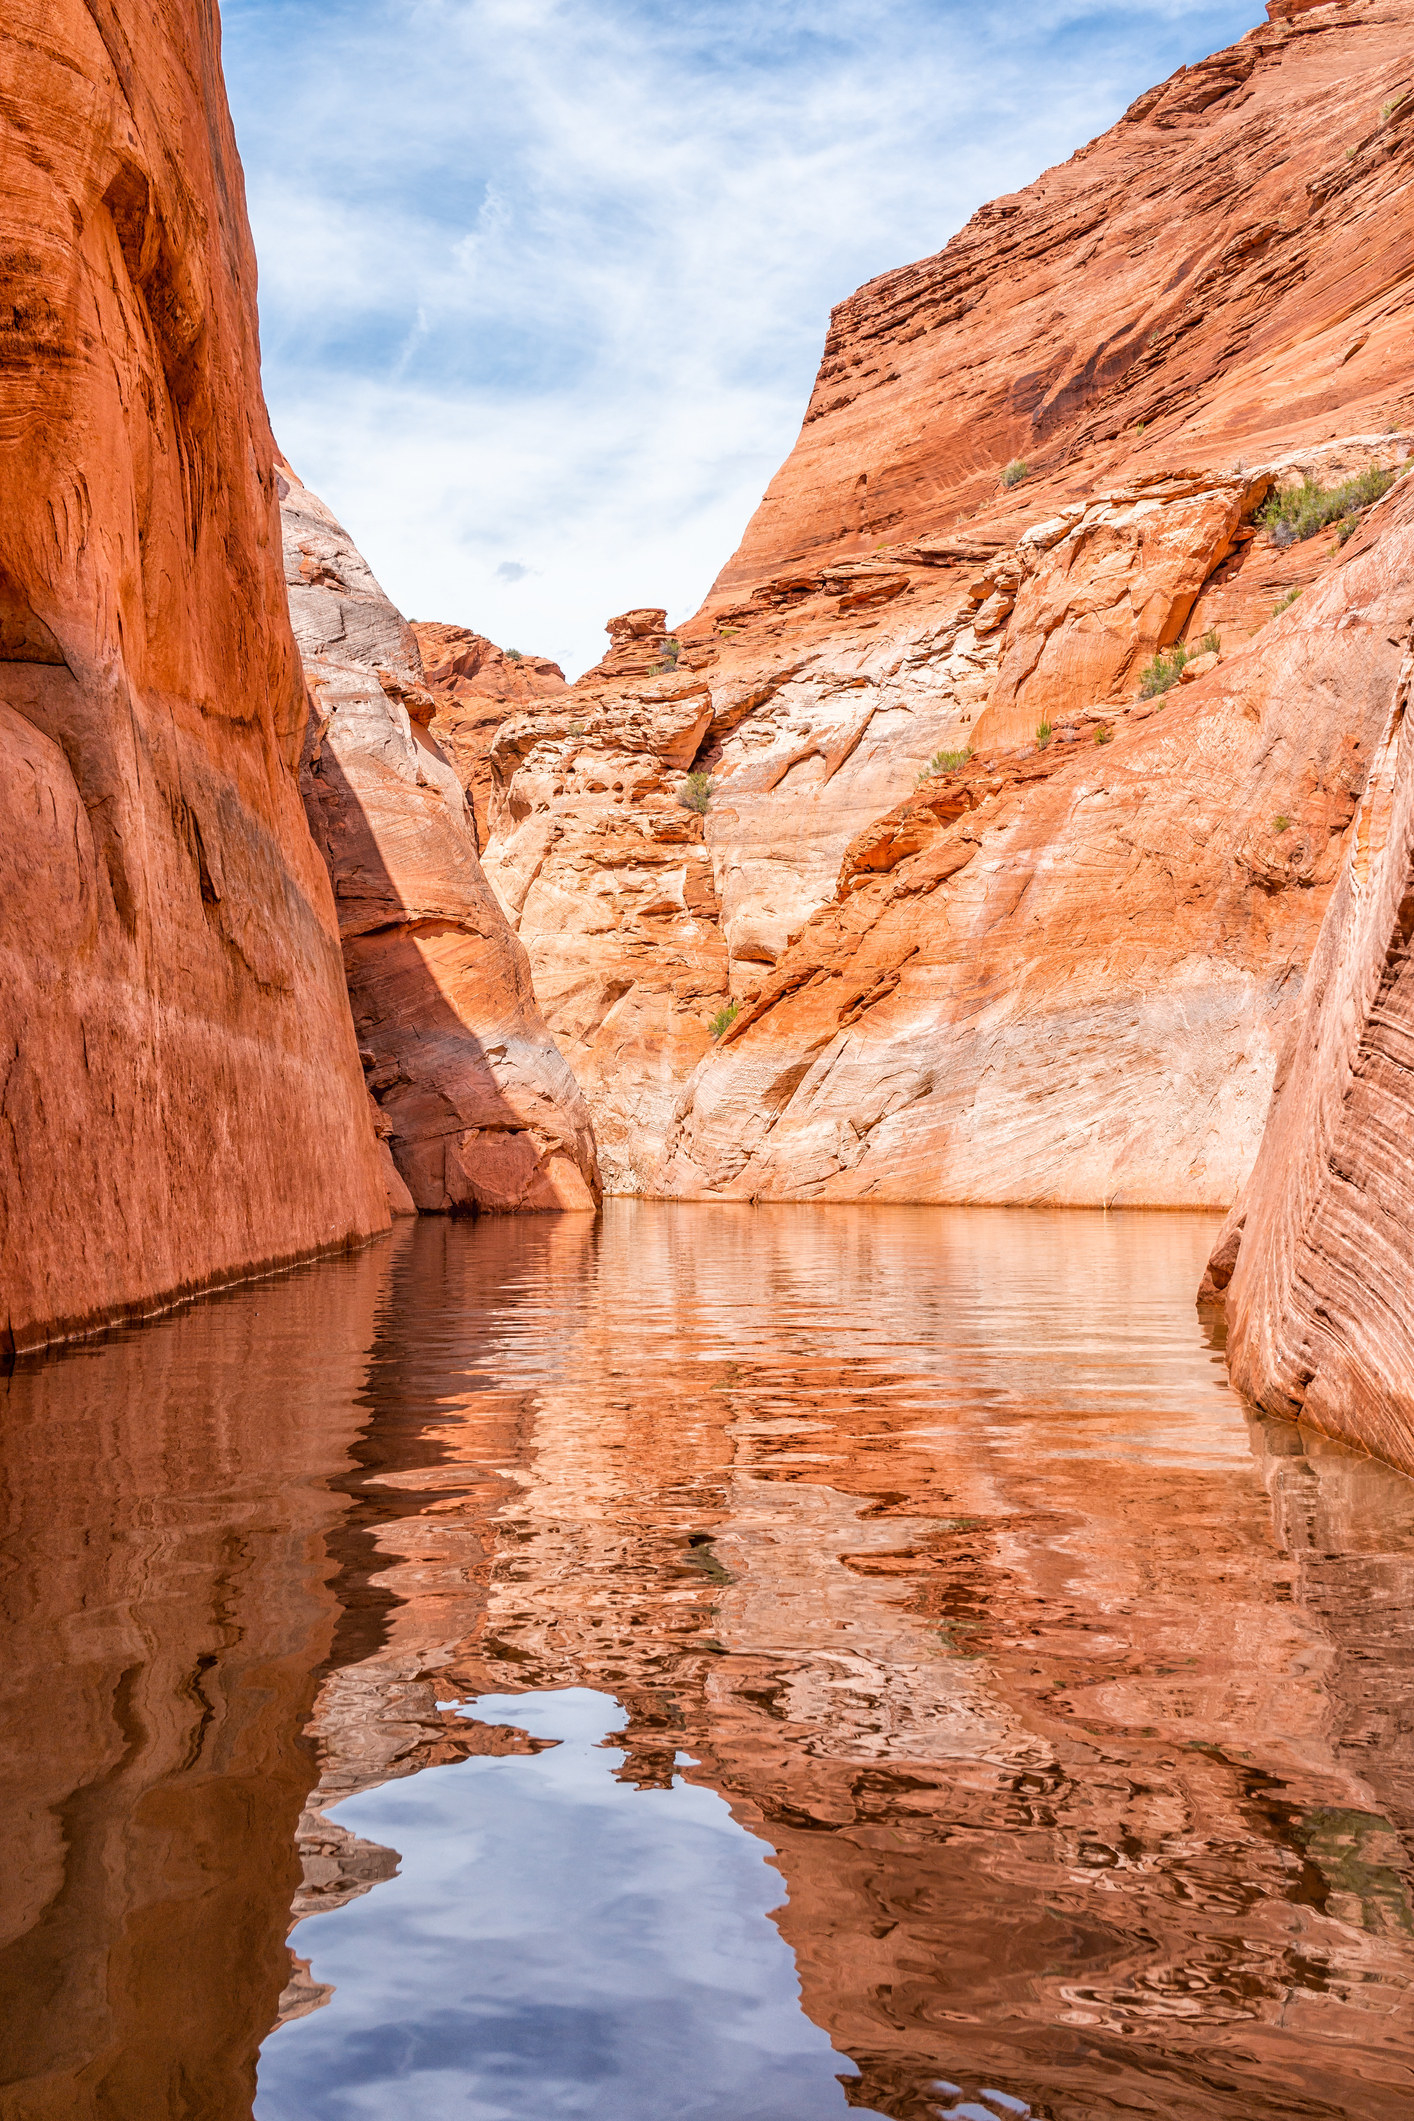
xmin=506 ymin=648 xmax=524 ymax=662
xmin=1273 ymin=587 xmax=1302 ymax=618
xmin=919 ymin=746 xmax=972 ymax=782
xmin=1094 ymin=724 xmax=1114 ymax=745
xmin=709 ymin=1001 xmax=740 ymax=1040
xmin=678 ymin=771 xmax=713 ymax=813
xmin=1273 ymin=814 xmax=1291 ymax=834
xmin=1035 ymin=717 xmax=1053 ymax=750
xmin=1261 ymin=466 xmax=1395 ymax=547
xmin=1138 ymin=627 xmax=1220 ymax=698
xmin=1000 ymin=459 xmax=1029 ymax=489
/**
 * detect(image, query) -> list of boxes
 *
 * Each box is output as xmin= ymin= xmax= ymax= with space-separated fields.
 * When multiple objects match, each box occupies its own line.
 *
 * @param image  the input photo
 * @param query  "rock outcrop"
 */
xmin=469 ymin=0 xmax=1414 ymax=1204
xmin=285 ymin=471 xmax=600 ymax=1215
xmin=410 ymin=621 xmax=566 ymax=849
xmin=1208 ymin=494 xmax=1414 ymax=1475
xmin=0 ymin=0 xmax=390 ymax=1350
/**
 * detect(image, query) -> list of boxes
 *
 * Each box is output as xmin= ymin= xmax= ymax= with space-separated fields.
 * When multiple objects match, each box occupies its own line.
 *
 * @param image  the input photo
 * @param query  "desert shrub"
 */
xmin=1261 ymin=466 xmax=1394 ymax=547
xmin=1036 ymin=717 xmax=1053 ymax=749
xmin=1273 ymin=587 xmax=1302 ymax=617
xmin=709 ymin=1000 xmax=740 ymax=1039
xmin=1138 ymin=627 xmax=1220 ymax=697
xmin=1001 ymin=459 xmax=1028 ymax=489
xmin=1094 ymin=725 xmax=1113 ymax=745
xmin=919 ymin=746 xmax=972 ymax=782
xmin=506 ymin=648 xmax=523 ymax=662
xmin=1273 ymin=814 xmax=1291 ymax=834
xmin=678 ymin=771 xmax=712 ymax=813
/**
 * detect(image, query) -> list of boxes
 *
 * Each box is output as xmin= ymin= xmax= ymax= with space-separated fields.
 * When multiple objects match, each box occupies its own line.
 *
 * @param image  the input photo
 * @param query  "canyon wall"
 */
xmin=286 ymin=471 xmax=600 ymax=1215
xmin=0 ymin=0 xmax=390 ymax=1349
xmin=1210 ymin=510 xmax=1414 ymax=1476
xmin=462 ymin=0 xmax=1414 ymax=1203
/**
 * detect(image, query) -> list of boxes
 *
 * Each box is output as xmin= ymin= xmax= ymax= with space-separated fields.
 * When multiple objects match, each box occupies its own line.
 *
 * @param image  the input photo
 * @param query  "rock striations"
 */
xmin=1210 ymin=478 xmax=1414 ymax=1476
xmin=461 ymin=0 xmax=1414 ymax=1207
xmin=285 ymin=470 xmax=600 ymax=1216
xmin=0 ymin=0 xmax=389 ymax=1350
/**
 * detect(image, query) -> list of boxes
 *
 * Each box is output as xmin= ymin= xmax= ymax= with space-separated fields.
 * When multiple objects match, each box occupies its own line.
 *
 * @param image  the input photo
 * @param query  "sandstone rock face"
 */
xmin=477 ymin=0 xmax=1414 ymax=1204
xmin=286 ymin=471 xmax=600 ymax=1215
xmin=1213 ymin=498 xmax=1414 ymax=1475
xmin=411 ymin=621 xmax=566 ymax=849
xmin=0 ymin=0 xmax=390 ymax=1349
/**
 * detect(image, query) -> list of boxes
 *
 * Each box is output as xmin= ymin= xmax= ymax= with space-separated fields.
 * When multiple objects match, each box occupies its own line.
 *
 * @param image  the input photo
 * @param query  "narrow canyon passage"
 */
xmin=5 ymin=1207 xmax=1414 ymax=2121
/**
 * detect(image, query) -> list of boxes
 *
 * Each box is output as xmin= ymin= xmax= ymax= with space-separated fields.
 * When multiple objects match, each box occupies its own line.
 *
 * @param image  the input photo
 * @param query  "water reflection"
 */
xmin=259 ymin=1687 xmax=870 ymax=2120
xmin=0 ymin=1244 xmax=390 ymax=2120
xmin=6 ymin=1205 xmax=1414 ymax=2120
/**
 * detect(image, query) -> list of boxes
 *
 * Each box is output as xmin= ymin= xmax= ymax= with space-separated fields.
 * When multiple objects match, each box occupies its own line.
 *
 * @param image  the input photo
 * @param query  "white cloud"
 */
xmin=225 ymin=0 xmax=1264 ymax=675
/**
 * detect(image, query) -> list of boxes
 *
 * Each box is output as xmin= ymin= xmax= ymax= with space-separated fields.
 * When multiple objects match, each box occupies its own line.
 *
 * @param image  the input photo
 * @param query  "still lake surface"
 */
xmin=4 ymin=1204 xmax=1414 ymax=2120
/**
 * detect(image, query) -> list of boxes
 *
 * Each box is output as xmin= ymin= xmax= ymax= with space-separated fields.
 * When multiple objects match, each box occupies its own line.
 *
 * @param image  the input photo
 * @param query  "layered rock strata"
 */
xmin=285 ymin=471 xmax=600 ymax=1214
xmin=1208 ymin=498 xmax=1414 ymax=1475
xmin=470 ymin=0 xmax=1414 ymax=1204
xmin=0 ymin=0 xmax=390 ymax=1347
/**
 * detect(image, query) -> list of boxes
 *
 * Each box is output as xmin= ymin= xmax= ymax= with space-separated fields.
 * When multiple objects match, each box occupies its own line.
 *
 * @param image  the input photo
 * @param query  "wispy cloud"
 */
xmin=224 ymin=0 xmax=1264 ymax=675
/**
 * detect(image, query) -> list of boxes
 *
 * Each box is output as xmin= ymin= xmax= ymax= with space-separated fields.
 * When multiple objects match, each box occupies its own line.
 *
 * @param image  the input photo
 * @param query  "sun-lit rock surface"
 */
xmin=1210 ymin=504 xmax=1414 ymax=1475
xmin=410 ymin=621 xmax=567 ymax=849
xmin=473 ymin=0 xmax=1414 ymax=1205
xmin=284 ymin=470 xmax=600 ymax=1215
xmin=0 ymin=0 xmax=390 ymax=1348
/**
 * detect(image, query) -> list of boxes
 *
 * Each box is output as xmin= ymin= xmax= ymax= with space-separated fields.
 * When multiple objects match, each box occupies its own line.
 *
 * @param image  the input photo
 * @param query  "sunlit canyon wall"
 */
xmin=0 ymin=0 xmax=390 ymax=1350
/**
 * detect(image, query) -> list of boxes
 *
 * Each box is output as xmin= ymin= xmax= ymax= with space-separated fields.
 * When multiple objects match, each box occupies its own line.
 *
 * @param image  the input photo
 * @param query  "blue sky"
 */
xmin=223 ymin=0 xmax=1264 ymax=676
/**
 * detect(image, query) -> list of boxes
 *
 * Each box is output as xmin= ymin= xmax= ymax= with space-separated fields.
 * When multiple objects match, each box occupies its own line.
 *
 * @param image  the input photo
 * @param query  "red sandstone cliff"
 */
xmin=0 ymin=0 xmax=389 ymax=1348
xmin=285 ymin=471 xmax=601 ymax=1215
xmin=471 ymin=0 xmax=1414 ymax=1205
xmin=1207 ymin=485 xmax=1414 ymax=1475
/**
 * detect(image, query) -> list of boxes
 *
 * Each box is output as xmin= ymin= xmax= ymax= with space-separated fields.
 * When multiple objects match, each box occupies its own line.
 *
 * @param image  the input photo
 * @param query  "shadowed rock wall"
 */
xmin=284 ymin=471 xmax=601 ymax=1215
xmin=0 ymin=0 xmax=389 ymax=1349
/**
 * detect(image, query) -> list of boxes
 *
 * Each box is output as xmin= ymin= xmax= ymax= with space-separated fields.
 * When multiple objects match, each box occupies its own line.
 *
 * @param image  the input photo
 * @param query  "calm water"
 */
xmin=4 ymin=1205 xmax=1414 ymax=2121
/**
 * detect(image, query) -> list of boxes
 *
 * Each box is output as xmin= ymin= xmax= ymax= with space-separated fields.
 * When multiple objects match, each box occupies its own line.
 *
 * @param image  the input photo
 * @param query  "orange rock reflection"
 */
xmin=292 ymin=1205 xmax=1414 ymax=2120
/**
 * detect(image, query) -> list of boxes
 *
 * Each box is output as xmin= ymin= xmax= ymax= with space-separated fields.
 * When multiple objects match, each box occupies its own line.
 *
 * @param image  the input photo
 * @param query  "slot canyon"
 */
xmin=3 ymin=0 xmax=1414 ymax=2116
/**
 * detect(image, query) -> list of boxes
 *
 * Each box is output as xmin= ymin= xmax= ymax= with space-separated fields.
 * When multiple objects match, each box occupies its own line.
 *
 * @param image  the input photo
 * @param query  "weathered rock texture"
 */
xmin=471 ymin=0 xmax=1414 ymax=1203
xmin=285 ymin=471 xmax=600 ymax=1215
xmin=410 ymin=622 xmax=566 ymax=849
xmin=0 ymin=0 xmax=390 ymax=1349
xmin=1211 ymin=510 xmax=1414 ymax=1474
